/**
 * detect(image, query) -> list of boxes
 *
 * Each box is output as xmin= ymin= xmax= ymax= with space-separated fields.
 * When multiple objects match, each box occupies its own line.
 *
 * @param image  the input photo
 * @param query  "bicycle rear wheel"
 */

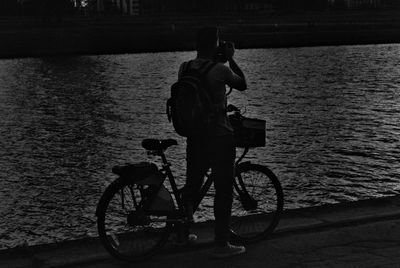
xmin=96 ymin=179 xmax=172 ymax=262
xmin=231 ymin=163 xmax=284 ymax=243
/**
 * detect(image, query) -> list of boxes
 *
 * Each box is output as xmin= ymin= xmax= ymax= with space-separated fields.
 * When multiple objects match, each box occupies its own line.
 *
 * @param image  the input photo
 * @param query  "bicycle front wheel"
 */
xmin=96 ymin=179 xmax=172 ymax=262
xmin=231 ymin=163 xmax=284 ymax=243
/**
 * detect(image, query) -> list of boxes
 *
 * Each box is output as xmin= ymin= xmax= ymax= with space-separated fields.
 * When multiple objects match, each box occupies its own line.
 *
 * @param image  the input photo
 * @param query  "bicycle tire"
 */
xmin=96 ymin=179 xmax=172 ymax=262
xmin=230 ymin=163 xmax=284 ymax=243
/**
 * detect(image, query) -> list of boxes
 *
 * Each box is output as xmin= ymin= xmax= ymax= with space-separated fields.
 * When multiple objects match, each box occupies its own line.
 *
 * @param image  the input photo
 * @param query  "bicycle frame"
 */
xmin=154 ymin=145 xmax=251 ymax=223
xmin=157 ymin=150 xmax=213 ymax=220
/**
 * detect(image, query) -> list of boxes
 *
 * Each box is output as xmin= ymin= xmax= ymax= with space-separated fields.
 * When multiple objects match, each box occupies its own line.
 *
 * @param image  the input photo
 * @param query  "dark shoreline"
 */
xmin=1 ymin=10 xmax=400 ymax=59
xmin=1 ymin=195 xmax=400 ymax=267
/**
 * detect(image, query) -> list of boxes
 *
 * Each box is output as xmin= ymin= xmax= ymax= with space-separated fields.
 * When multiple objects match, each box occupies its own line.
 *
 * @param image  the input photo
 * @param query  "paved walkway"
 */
xmin=2 ymin=195 xmax=400 ymax=268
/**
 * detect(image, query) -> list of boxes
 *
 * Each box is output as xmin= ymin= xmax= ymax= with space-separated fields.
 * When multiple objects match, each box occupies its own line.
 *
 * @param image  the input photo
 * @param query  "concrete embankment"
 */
xmin=1 ymin=10 xmax=400 ymax=59
xmin=1 ymin=195 xmax=400 ymax=268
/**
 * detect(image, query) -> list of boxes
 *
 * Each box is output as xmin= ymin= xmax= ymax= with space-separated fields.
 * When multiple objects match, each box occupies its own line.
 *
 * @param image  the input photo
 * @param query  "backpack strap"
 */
xmin=198 ymin=60 xmax=211 ymax=71
xmin=183 ymin=60 xmax=216 ymax=76
xmin=202 ymin=61 xmax=217 ymax=76
xmin=181 ymin=61 xmax=190 ymax=76
xmin=180 ymin=61 xmax=194 ymax=76
xmin=198 ymin=61 xmax=218 ymax=104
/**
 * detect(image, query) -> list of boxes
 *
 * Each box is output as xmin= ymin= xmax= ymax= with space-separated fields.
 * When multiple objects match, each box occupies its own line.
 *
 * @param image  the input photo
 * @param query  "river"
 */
xmin=0 ymin=44 xmax=399 ymax=248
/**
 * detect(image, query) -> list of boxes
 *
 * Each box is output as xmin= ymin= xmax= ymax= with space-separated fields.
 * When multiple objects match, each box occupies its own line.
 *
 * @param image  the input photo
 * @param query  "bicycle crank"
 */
xmin=127 ymin=210 xmax=150 ymax=226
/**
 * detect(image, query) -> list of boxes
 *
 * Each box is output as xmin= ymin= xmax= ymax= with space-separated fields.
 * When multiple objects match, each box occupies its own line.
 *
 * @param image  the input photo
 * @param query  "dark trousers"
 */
xmin=183 ymin=134 xmax=236 ymax=246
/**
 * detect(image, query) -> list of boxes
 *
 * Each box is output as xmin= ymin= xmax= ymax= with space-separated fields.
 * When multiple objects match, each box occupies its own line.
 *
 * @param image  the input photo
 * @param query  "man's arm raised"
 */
xmin=225 ymin=42 xmax=247 ymax=91
xmin=227 ymin=58 xmax=247 ymax=91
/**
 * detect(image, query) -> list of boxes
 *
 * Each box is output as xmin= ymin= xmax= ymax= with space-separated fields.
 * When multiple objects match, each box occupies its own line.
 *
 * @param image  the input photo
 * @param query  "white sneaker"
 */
xmin=212 ymin=243 xmax=246 ymax=258
xmin=171 ymin=233 xmax=198 ymax=246
xmin=187 ymin=233 xmax=198 ymax=242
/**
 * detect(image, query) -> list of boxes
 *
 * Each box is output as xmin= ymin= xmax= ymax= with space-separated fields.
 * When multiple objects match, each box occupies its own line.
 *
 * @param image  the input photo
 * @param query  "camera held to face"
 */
xmin=215 ymin=40 xmax=230 ymax=63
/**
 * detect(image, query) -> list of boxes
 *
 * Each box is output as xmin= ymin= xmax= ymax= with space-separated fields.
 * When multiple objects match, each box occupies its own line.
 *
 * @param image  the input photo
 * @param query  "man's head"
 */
xmin=196 ymin=27 xmax=219 ymax=54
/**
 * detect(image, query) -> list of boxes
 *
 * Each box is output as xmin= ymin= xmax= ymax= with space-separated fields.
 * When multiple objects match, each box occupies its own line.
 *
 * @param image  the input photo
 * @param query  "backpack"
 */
xmin=166 ymin=60 xmax=217 ymax=137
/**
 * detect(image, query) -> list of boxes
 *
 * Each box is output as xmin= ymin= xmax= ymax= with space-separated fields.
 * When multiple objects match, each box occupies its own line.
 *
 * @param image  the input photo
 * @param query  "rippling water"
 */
xmin=0 ymin=44 xmax=399 ymax=248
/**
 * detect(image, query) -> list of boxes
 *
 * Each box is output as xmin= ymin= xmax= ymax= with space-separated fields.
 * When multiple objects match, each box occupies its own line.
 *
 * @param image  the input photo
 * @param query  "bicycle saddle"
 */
xmin=142 ymin=139 xmax=178 ymax=151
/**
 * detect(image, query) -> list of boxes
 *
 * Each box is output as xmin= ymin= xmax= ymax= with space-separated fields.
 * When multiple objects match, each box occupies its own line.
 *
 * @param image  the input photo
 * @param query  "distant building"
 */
xmin=102 ymin=0 xmax=399 ymax=15
xmin=382 ymin=0 xmax=400 ymax=8
xmin=344 ymin=0 xmax=382 ymax=9
xmin=0 ymin=0 xmax=18 ymax=15
xmin=329 ymin=0 xmax=399 ymax=9
xmin=108 ymin=0 xmax=140 ymax=15
xmin=106 ymin=0 xmax=277 ymax=15
xmin=243 ymin=0 xmax=274 ymax=11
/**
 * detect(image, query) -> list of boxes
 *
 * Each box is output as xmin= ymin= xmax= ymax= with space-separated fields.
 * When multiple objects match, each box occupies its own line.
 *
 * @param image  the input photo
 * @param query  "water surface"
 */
xmin=0 ymin=44 xmax=399 ymax=248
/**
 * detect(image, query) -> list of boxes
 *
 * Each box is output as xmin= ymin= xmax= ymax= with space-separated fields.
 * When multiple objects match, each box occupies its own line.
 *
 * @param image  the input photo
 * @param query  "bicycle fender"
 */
xmin=236 ymin=161 xmax=252 ymax=170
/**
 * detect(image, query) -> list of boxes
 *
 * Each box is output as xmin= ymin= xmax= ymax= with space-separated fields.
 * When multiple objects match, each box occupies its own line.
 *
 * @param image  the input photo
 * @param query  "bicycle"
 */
xmin=95 ymin=105 xmax=284 ymax=262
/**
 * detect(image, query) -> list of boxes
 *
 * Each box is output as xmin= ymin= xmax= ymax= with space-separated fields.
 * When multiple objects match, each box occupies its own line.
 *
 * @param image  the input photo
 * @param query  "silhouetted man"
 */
xmin=179 ymin=27 xmax=247 ymax=258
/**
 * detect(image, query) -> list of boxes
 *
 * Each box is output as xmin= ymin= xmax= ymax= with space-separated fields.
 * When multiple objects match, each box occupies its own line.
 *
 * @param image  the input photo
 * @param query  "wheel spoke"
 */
xmin=97 ymin=182 xmax=172 ymax=261
xmin=231 ymin=164 xmax=283 ymax=243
